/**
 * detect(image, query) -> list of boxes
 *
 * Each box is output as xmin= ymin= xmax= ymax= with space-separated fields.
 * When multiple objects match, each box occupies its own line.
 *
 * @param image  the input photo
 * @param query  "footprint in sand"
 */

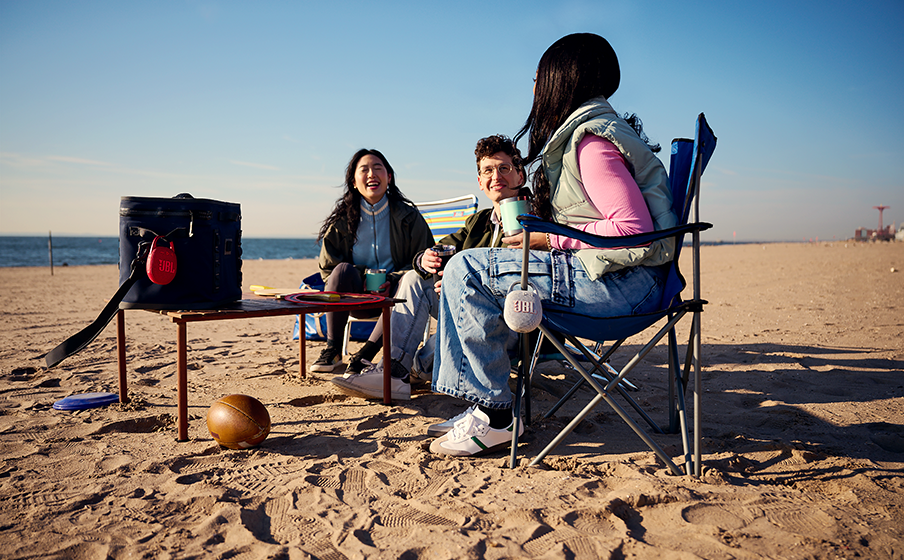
xmin=91 ymin=414 xmax=174 ymax=435
xmin=866 ymin=421 xmax=904 ymax=453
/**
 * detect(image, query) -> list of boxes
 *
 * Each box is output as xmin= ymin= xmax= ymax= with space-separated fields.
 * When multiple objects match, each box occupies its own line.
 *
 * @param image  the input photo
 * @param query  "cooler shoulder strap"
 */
xmin=44 ymin=243 xmax=150 ymax=368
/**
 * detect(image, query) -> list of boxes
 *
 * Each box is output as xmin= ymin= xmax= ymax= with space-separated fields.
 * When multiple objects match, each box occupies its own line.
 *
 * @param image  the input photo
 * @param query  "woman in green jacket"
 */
xmin=312 ymin=149 xmax=433 ymax=375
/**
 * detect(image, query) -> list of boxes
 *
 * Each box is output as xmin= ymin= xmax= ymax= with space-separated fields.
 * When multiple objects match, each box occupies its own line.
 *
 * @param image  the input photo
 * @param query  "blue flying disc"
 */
xmin=53 ymin=392 xmax=119 ymax=411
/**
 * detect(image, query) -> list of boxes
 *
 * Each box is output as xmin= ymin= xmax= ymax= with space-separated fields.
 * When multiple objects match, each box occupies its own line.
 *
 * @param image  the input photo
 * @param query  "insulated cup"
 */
xmin=364 ymin=268 xmax=387 ymax=292
xmin=500 ymin=197 xmax=531 ymax=236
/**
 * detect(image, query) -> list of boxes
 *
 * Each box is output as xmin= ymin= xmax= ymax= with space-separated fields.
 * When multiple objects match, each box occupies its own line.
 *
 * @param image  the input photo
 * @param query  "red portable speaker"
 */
xmin=146 ymin=236 xmax=178 ymax=285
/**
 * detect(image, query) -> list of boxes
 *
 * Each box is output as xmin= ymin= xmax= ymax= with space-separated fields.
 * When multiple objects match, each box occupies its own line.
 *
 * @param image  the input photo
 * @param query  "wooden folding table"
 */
xmin=115 ymin=294 xmax=398 ymax=441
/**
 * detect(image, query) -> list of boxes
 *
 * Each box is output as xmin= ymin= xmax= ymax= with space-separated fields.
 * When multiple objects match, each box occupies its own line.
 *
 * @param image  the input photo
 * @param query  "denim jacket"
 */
xmin=542 ymin=96 xmax=677 ymax=280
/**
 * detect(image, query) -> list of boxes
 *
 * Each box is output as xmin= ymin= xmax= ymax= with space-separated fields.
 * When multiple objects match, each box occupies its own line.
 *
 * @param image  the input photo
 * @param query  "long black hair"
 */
xmin=514 ymin=33 xmax=658 ymax=220
xmin=317 ymin=148 xmax=414 ymax=243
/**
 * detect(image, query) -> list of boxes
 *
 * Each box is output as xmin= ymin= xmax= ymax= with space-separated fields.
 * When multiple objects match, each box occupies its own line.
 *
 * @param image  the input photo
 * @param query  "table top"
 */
xmin=151 ymin=293 xmax=400 ymax=323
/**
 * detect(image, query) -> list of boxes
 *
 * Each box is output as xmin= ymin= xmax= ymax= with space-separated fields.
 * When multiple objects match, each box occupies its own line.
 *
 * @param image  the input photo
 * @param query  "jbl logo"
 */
xmin=157 ymin=261 xmax=176 ymax=273
xmin=513 ymin=300 xmax=534 ymax=313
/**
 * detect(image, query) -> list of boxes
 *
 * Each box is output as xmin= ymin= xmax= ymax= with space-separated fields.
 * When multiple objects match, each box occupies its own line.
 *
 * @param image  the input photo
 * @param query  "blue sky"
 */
xmin=1 ymin=0 xmax=902 ymax=242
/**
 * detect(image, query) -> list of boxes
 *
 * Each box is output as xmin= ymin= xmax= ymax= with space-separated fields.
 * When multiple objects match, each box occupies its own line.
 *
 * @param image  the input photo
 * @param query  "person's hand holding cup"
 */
xmin=425 ymin=244 xmax=456 ymax=292
xmin=419 ymin=247 xmax=440 ymax=274
xmin=364 ymin=268 xmax=388 ymax=294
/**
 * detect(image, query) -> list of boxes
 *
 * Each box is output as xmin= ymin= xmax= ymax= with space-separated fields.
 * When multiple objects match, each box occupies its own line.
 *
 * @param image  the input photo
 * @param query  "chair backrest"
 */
xmin=669 ymin=113 xmax=717 ymax=229
xmin=662 ymin=113 xmax=717 ymax=306
xmin=415 ymin=195 xmax=479 ymax=243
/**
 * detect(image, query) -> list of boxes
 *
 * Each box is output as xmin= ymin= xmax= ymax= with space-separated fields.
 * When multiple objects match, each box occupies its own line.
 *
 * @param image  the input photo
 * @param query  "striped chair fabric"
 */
xmin=415 ymin=195 xmax=479 ymax=243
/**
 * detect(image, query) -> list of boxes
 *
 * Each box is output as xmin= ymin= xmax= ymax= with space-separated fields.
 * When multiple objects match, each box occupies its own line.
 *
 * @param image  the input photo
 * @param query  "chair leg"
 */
xmin=674 ymin=368 xmax=693 ymax=475
xmin=509 ymin=331 xmax=530 ymax=468
xmin=527 ymin=330 xmax=545 ymax=387
xmin=682 ymin=320 xmax=697 ymax=394
xmin=677 ymin=312 xmax=702 ymax=476
xmin=542 ymin=338 xmax=625 ymax=419
xmin=668 ymin=326 xmax=679 ymax=433
xmin=693 ymin=310 xmax=703 ymax=477
xmin=566 ymin=336 xmax=664 ymax=434
xmin=593 ymin=340 xmax=638 ymax=391
xmin=529 ymin=322 xmax=688 ymax=475
xmin=667 ymin=324 xmax=693 ymax=472
xmin=342 ymin=320 xmax=353 ymax=357
xmin=529 ymin=388 xmax=683 ymax=476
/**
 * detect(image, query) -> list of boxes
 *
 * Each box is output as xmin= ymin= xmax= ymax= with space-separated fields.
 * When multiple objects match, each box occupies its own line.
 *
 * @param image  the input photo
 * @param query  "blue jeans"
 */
xmin=431 ymin=248 xmax=665 ymax=409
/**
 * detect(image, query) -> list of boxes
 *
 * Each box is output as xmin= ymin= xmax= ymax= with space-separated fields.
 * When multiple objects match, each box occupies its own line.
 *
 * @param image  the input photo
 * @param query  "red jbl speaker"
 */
xmin=146 ymin=236 xmax=177 ymax=285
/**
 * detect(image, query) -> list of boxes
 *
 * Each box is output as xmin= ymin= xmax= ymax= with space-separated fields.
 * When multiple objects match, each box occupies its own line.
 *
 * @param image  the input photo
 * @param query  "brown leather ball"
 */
xmin=206 ymin=394 xmax=271 ymax=449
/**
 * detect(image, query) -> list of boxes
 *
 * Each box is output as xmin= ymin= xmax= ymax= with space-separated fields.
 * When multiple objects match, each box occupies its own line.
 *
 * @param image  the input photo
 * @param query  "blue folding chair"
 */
xmin=510 ymin=113 xmax=716 ymax=476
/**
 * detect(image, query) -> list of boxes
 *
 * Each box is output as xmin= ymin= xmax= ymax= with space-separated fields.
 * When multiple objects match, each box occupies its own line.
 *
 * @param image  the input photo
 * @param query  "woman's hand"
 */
xmin=420 ymin=248 xmax=441 ymax=274
xmin=503 ymin=231 xmax=551 ymax=251
xmin=375 ymin=281 xmax=391 ymax=296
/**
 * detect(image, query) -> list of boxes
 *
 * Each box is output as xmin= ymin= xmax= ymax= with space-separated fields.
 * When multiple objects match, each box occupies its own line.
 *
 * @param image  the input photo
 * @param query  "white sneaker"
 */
xmin=329 ymin=368 xmax=411 ymax=400
xmin=429 ymin=408 xmax=524 ymax=457
xmin=426 ymin=405 xmax=476 ymax=437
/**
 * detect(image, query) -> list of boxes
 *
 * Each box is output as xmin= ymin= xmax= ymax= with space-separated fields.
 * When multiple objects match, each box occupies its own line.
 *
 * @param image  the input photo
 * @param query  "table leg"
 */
xmin=298 ymin=314 xmax=306 ymax=378
xmin=116 ymin=309 xmax=129 ymax=403
xmin=177 ymin=322 xmax=188 ymax=441
xmin=382 ymin=309 xmax=391 ymax=405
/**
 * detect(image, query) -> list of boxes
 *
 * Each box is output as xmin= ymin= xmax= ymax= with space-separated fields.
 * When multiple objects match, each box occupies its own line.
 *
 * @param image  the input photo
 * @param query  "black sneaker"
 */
xmin=310 ymin=345 xmax=343 ymax=373
xmin=343 ymin=354 xmax=371 ymax=377
xmin=388 ymin=359 xmax=411 ymax=382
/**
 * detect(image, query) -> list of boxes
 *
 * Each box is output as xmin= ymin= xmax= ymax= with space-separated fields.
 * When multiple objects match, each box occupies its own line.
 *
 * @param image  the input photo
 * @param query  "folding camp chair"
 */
xmin=341 ymin=194 xmax=479 ymax=356
xmin=415 ymin=194 xmax=480 ymax=243
xmin=509 ymin=113 xmax=716 ymax=476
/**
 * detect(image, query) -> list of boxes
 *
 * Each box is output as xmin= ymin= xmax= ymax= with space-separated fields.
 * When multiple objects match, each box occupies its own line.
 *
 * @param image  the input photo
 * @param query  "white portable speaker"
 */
xmin=504 ymin=285 xmax=543 ymax=333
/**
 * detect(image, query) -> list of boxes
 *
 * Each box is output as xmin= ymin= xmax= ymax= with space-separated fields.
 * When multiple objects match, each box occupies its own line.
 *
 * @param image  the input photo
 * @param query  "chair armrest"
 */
xmin=518 ymin=214 xmax=712 ymax=250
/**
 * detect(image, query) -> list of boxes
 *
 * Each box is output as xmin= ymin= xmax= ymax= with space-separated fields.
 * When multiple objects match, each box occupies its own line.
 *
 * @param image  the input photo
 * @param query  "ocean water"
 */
xmin=0 ymin=236 xmax=321 ymax=267
xmin=0 ymin=235 xmax=777 ymax=268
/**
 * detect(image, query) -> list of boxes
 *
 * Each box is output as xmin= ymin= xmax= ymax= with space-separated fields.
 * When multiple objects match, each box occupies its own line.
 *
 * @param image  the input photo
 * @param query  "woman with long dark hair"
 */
xmin=428 ymin=33 xmax=677 ymax=457
xmin=312 ymin=149 xmax=433 ymax=375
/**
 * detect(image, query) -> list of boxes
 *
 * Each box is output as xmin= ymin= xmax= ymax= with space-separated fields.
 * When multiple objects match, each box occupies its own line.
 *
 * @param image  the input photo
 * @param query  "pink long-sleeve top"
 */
xmin=550 ymin=133 xmax=654 ymax=250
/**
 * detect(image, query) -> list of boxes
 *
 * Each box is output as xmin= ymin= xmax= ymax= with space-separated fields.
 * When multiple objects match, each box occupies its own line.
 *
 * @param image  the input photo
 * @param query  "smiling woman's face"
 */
xmin=354 ymin=154 xmax=390 ymax=205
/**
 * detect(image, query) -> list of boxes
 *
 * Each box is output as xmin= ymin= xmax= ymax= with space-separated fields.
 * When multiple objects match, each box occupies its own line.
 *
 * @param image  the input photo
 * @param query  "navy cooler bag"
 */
xmin=119 ymin=194 xmax=242 ymax=309
xmin=45 ymin=194 xmax=242 ymax=368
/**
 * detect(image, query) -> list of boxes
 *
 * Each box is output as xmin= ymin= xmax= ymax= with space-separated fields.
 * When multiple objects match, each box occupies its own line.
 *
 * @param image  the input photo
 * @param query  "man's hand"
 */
xmin=420 ymin=248 xmax=441 ymax=274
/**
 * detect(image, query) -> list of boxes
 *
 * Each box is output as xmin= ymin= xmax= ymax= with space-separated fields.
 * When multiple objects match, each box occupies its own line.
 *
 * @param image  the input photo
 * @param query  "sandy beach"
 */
xmin=1 ymin=242 xmax=902 ymax=559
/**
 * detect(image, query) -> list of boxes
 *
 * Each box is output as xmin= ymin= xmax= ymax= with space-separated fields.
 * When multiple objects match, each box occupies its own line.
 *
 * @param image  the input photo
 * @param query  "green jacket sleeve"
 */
xmin=319 ymin=218 xmax=357 ymax=282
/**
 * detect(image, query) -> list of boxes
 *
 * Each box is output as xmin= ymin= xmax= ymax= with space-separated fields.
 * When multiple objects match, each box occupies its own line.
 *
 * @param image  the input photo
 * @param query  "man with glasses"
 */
xmin=331 ymin=135 xmax=530 ymax=403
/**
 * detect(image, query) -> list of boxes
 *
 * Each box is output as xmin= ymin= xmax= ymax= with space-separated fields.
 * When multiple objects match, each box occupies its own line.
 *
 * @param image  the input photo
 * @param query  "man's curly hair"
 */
xmin=475 ymin=135 xmax=524 ymax=175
